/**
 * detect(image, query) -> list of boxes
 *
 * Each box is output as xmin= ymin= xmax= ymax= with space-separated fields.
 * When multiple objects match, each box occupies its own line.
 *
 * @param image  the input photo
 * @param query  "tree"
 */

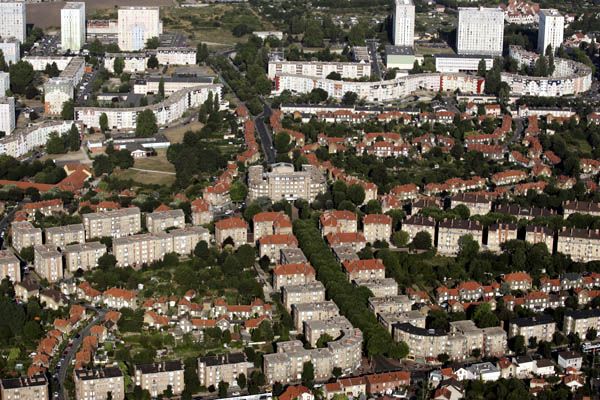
xmin=347 ymin=184 xmax=365 ymax=205
xmin=9 ymin=61 xmax=34 ymax=94
xmin=411 ymin=231 xmax=432 ymax=250
xmin=67 ymin=123 xmax=80 ymax=151
xmin=237 ymin=373 xmax=246 ymax=389
xmin=586 ymin=328 xmax=598 ymax=340
xmin=93 ymin=155 xmax=113 ymax=176
xmin=341 ymin=91 xmax=358 ymax=106
xmin=135 ymin=109 xmax=158 ymax=137
xmin=218 ymin=381 xmax=229 ymax=397
xmin=147 ymin=54 xmax=159 ymax=69
xmin=20 ymin=246 xmax=34 ymax=263
xmin=437 ymin=353 xmax=450 ymax=364
xmin=546 ymin=44 xmax=555 ymax=75
xmin=99 ymin=113 xmax=109 ymax=133
xmin=410 ymin=60 xmax=423 ymax=74
xmin=243 ymin=202 xmax=262 ymax=222
xmin=229 ymin=181 xmax=248 ymax=203
xmin=458 ymin=234 xmax=479 ymax=261
xmin=451 ymin=143 xmax=464 ymax=159
xmin=158 ymin=77 xmax=165 ymax=99
xmin=197 ymin=43 xmax=209 ymax=64
xmin=235 ymin=245 xmax=256 ymax=268
xmin=391 ymin=231 xmax=409 ymax=247
xmin=60 ymin=100 xmax=75 ymax=120
xmin=477 ymin=59 xmax=487 ymax=77
xmin=303 ymin=20 xmax=323 ymax=47
xmin=316 ymin=333 xmax=333 ymax=348
xmin=97 ymin=253 xmax=117 ymax=269
xmin=301 ymin=361 xmax=315 ymax=388
xmin=509 ymin=335 xmax=526 ymax=355
xmin=145 ymin=37 xmax=160 ymax=49
xmin=326 ymin=71 xmax=342 ymax=80
xmin=113 ymin=57 xmax=125 ymax=75
xmin=46 ymin=132 xmax=66 ymax=154
xmin=194 ymin=241 xmax=209 ymax=259
xmin=473 ymin=303 xmax=499 ymax=328
xmin=0 ymin=50 xmax=7 ymax=72
xmin=222 ymin=254 xmax=242 ymax=276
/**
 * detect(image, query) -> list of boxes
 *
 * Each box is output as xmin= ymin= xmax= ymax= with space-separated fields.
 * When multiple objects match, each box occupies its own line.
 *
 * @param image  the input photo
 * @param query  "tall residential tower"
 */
xmin=538 ymin=9 xmax=564 ymax=54
xmin=393 ymin=0 xmax=415 ymax=48
xmin=457 ymin=7 xmax=504 ymax=56
xmin=0 ymin=2 xmax=26 ymax=44
xmin=117 ymin=6 xmax=162 ymax=51
xmin=61 ymin=2 xmax=86 ymax=52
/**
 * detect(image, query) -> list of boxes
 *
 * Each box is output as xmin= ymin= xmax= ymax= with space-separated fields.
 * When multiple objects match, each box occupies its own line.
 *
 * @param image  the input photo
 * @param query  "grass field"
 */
xmin=163 ymin=121 xmax=205 ymax=144
xmin=113 ymin=149 xmax=176 ymax=186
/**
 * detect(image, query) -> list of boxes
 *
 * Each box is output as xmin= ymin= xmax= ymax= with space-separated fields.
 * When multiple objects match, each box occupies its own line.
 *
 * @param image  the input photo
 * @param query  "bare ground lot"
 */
xmin=162 ymin=121 xmax=204 ymax=144
xmin=27 ymin=0 xmax=175 ymax=28
xmin=113 ymin=149 xmax=176 ymax=186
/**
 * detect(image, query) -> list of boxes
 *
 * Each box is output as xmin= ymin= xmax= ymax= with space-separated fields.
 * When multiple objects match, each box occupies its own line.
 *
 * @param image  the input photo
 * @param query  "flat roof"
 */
xmin=386 ymin=45 xmax=415 ymax=56
xmin=63 ymin=2 xmax=85 ymax=10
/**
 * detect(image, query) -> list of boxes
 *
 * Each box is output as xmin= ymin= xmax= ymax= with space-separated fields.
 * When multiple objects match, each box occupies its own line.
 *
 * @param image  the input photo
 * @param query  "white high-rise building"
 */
xmin=0 ymin=97 xmax=16 ymax=136
xmin=0 ymin=38 xmax=20 ymax=65
xmin=0 ymin=72 xmax=9 ymax=97
xmin=117 ymin=6 xmax=162 ymax=51
xmin=61 ymin=2 xmax=86 ymax=52
xmin=0 ymin=2 xmax=26 ymax=44
xmin=538 ymin=9 xmax=564 ymax=54
xmin=393 ymin=0 xmax=415 ymax=48
xmin=457 ymin=7 xmax=504 ymax=56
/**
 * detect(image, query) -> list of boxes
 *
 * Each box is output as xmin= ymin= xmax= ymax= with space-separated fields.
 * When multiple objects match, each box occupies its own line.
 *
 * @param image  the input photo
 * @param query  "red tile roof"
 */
xmin=273 ymin=263 xmax=315 ymax=276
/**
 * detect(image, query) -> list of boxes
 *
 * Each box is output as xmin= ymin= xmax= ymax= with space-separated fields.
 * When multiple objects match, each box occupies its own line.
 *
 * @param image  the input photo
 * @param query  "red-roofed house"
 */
xmin=363 ymin=214 xmax=392 ymax=244
xmin=502 ymin=272 xmax=533 ymax=291
xmin=342 ymin=259 xmax=385 ymax=282
xmin=103 ymin=288 xmax=138 ymax=310
xmin=273 ymin=263 xmax=316 ymax=290
xmin=258 ymin=233 xmax=299 ymax=262
xmin=365 ymin=371 xmax=411 ymax=394
xmin=279 ymin=386 xmax=313 ymax=400
xmin=320 ymin=210 xmax=357 ymax=236
xmin=215 ymin=217 xmax=248 ymax=248
xmin=22 ymin=199 xmax=63 ymax=217
xmin=191 ymin=198 xmax=212 ymax=226
xmin=253 ymin=211 xmax=292 ymax=241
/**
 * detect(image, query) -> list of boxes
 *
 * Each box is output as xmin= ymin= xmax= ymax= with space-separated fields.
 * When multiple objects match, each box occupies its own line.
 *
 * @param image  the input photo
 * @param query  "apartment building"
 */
xmin=273 ymin=263 xmax=316 ymax=291
xmin=378 ymin=311 xmax=426 ymax=333
xmin=393 ymin=0 xmax=415 ymax=47
xmin=293 ymin=301 xmax=340 ymax=331
xmin=113 ymin=233 xmax=172 ymax=267
xmin=63 ymin=242 xmax=107 ymax=273
xmin=450 ymin=193 xmax=492 ymax=216
xmin=320 ymin=210 xmax=358 ymax=236
xmin=0 ymin=250 xmax=20 ymax=282
xmin=0 ymin=1 xmax=26 ymax=43
xmin=170 ymin=226 xmax=210 ymax=255
xmin=509 ymin=315 xmax=556 ymax=343
xmin=280 ymin=248 xmax=308 ymax=265
xmin=0 ymin=97 xmax=15 ymax=136
xmin=450 ymin=320 xmax=507 ymax=358
xmin=538 ymin=9 xmax=564 ymax=53
xmin=401 ymin=215 xmax=436 ymax=243
xmin=0 ymin=374 xmax=48 ymax=400
xmin=247 ymin=163 xmax=327 ymax=202
xmin=34 ymin=245 xmax=63 ymax=283
xmin=342 ymin=259 xmax=386 ymax=282
xmin=557 ymin=228 xmax=600 ymax=262
xmin=368 ymin=295 xmax=413 ymax=315
xmin=74 ymin=367 xmax=125 ymax=400
xmin=145 ymin=209 xmax=185 ymax=234
xmin=563 ymin=309 xmax=600 ymax=338
xmin=282 ymin=281 xmax=326 ymax=312
xmin=215 ymin=217 xmax=248 ymax=248
xmin=457 ymin=7 xmax=504 ymax=56
xmin=525 ymin=225 xmax=554 ymax=250
xmin=82 ymin=207 xmax=141 ymax=240
xmin=11 ymin=221 xmax=42 ymax=253
xmin=191 ymin=198 xmax=212 ymax=226
xmin=259 ymin=234 xmax=298 ymax=263
xmin=325 ymin=232 xmax=366 ymax=252
xmin=156 ymin=47 xmax=197 ymax=65
xmin=355 ymin=278 xmax=399 ymax=298
xmin=197 ymin=353 xmax=253 ymax=388
xmin=267 ymin=59 xmax=371 ymax=80
xmin=563 ymin=200 xmax=600 ymax=217
xmin=117 ymin=6 xmax=162 ymax=51
xmin=486 ymin=223 xmax=518 ymax=252
xmin=134 ymin=361 xmax=185 ymax=397
xmin=253 ymin=211 xmax=292 ymax=241
xmin=437 ymin=219 xmax=483 ymax=255
xmin=61 ymin=2 xmax=86 ymax=52
xmin=45 ymin=223 xmax=85 ymax=248
xmin=304 ymin=316 xmax=353 ymax=347
xmin=363 ymin=214 xmax=392 ymax=244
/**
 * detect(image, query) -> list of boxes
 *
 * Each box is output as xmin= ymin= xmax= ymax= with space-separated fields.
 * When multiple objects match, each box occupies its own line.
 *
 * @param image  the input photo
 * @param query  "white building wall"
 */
xmin=0 ymin=72 xmax=10 ymax=97
xmin=22 ymin=56 xmax=73 ymax=71
xmin=61 ymin=2 xmax=86 ymax=52
xmin=393 ymin=0 xmax=415 ymax=47
xmin=44 ymin=79 xmax=74 ymax=115
xmin=457 ymin=7 xmax=504 ymax=56
xmin=0 ymin=2 xmax=26 ymax=43
xmin=0 ymin=97 xmax=15 ymax=135
xmin=538 ymin=9 xmax=564 ymax=53
xmin=156 ymin=48 xmax=196 ymax=65
xmin=117 ymin=7 xmax=162 ymax=51
xmin=0 ymin=39 xmax=20 ymax=64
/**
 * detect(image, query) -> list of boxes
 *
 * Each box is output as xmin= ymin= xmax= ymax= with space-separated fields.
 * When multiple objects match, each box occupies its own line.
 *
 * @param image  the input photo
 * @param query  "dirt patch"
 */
xmin=162 ymin=121 xmax=204 ymax=144
xmin=27 ymin=0 xmax=175 ymax=29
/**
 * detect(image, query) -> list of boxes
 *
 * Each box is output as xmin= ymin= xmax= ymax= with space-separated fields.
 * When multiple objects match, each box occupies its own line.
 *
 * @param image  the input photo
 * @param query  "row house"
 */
xmin=464 ymin=131 xmax=503 ymax=146
xmin=543 ymin=150 xmax=561 ymax=165
xmin=253 ymin=211 xmax=292 ymax=241
xmin=45 ymin=223 xmax=85 ymax=248
xmin=363 ymin=214 xmax=392 ymax=244
xmin=563 ymin=200 xmax=600 ymax=217
xmin=342 ymin=259 xmax=385 ymax=282
xmin=191 ymin=198 xmax=212 ymax=226
xmin=575 ymin=288 xmax=600 ymax=305
xmin=389 ymin=183 xmax=419 ymax=201
xmin=465 ymin=144 xmax=505 ymax=161
xmin=320 ymin=210 xmax=357 ymax=236
xmin=557 ymin=228 xmax=600 ymax=262
xmin=145 ymin=209 xmax=185 ymax=234
xmin=486 ymin=223 xmax=518 ymax=253
xmin=362 ymin=132 xmax=403 ymax=146
xmin=258 ymin=234 xmax=298 ymax=263
xmin=449 ymin=193 xmax=492 ymax=216
xmin=513 ymin=181 xmax=547 ymax=196
xmin=437 ymin=219 xmax=483 ymax=256
xmin=273 ymin=263 xmax=316 ymax=291
xmin=491 ymin=170 xmax=528 ymax=186
xmin=380 ymin=194 xmax=402 ymax=213
xmin=508 ymin=315 xmax=556 ymax=343
xmin=356 ymin=141 xmax=411 ymax=158
xmin=436 ymin=281 xmax=500 ymax=304
xmin=509 ymin=150 xmax=531 ymax=167
xmin=215 ymin=217 xmax=248 ymax=248
xmin=211 ymin=298 xmax=272 ymax=320
xmin=402 ymin=215 xmax=436 ymax=243
xmin=580 ymin=158 xmax=600 ymax=175
xmin=282 ymin=281 xmax=326 ymax=312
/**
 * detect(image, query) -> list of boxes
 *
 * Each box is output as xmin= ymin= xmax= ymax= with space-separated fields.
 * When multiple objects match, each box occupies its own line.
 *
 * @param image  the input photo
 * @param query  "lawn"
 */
xmin=113 ymin=149 xmax=176 ymax=186
xmin=163 ymin=121 xmax=205 ymax=144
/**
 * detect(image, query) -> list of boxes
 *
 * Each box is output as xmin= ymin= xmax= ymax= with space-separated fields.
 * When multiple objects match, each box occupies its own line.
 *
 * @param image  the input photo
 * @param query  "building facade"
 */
xmin=117 ymin=6 xmax=162 ymax=51
xmin=538 ymin=9 xmax=564 ymax=53
xmin=74 ymin=367 xmax=125 ymax=400
xmin=63 ymin=242 xmax=107 ymax=273
xmin=0 ymin=1 xmax=26 ymax=43
xmin=82 ymin=207 xmax=142 ymax=240
xmin=61 ymin=2 xmax=86 ymax=52
xmin=457 ymin=7 xmax=504 ymax=56
xmin=134 ymin=361 xmax=185 ymax=397
xmin=393 ymin=0 xmax=415 ymax=47
xmin=34 ymin=245 xmax=63 ymax=283
xmin=248 ymin=163 xmax=327 ymax=202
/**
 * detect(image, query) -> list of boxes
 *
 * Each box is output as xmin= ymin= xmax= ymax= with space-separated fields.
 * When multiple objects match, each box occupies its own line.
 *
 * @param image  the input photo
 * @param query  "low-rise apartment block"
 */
xmin=509 ymin=315 xmax=556 ymax=343
xmin=170 ymin=226 xmax=210 ymax=255
xmin=248 ymin=163 xmax=327 ymax=202
xmin=401 ymin=215 xmax=436 ymax=243
xmin=282 ymin=281 xmax=326 ymax=312
xmin=557 ymin=228 xmax=600 ymax=262
xmin=293 ymin=301 xmax=340 ymax=331
xmin=146 ymin=209 xmax=186 ymax=234
xmin=273 ymin=263 xmax=316 ymax=291
xmin=325 ymin=232 xmax=366 ymax=252
xmin=258 ymin=234 xmax=298 ymax=262
xmin=355 ymin=278 xmax=398 ymax=298
xmin=63 ymin=242 xmax=107 ymax=273
xmin=525 ymin=225 xmax=554 ymax=250
xmin=113 ymin=233 xmax=172 ymax=268
xmin=0 ymin=250 xmax=20 ymax=282
xmin=280 ymin=248 xmax=308 ymax=265
xmin=215 ymin=217 xmax=248 ymax=248
xmin=368 ymin=295 xmax=413 ymax=315
xmin=450 ymin=193 xmax=492 ymax=216
xmin=191 ymin=198 xmax=212 ymax=226
xmin=134 ymin=361 xmax=185 ymax=397
xmin=304 ymin=316 xmax=353 ymax=347
xmin=563 ymin=309 xmax=600 ymax=338
xmin=320 ymin=210 xmax=358 ymax=236
xmin=437 ymin=219 xmax=483 ymax=255
xmin=34 ymin=245 xmax=63 ymax=282
xmin=342 ymin=259 xmax=385 ymax=282
xmin=82 ymin=207 xmax=141 ymax=239
xmin=268 ymin=59 xmax=371 ymax=80
xmin=486 ymin=223 xmax=518 ymax=253
xmin=11 ymin=221 xmax=42 ymax=253
xmin=74 ymin=367 xmax=125 ymax=400
xmin=197 ymin=353 xmax=253 ymax=388
xmin=363 ymin=214 xmax=392 ymax=244
xmin=45 ymin=223 xmax=85 ymax=248
xmin=253 ymin=211 xmax=292 ymax=241
xmin=0 ymin=374 xmax=49 ymax=400
xmin=378 ymin=311 xmax=426 ymax=333
xmin=563 ymin=200 xmax=600 ymax=217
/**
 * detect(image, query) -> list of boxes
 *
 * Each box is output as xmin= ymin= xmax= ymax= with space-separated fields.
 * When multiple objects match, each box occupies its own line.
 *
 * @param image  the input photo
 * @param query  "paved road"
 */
xmin=56 ymin=308 xmax=107 ymax=400
xmin=366 ymin=40 xmax=382 ymax=80
xmin=255 ymin=107 xmax=276 ymax=163
xmin=0 ymin=205 xmax=19 ymax=249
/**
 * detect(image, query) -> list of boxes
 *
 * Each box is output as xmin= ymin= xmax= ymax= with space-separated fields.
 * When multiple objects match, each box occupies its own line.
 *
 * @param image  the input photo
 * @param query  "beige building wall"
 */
xmin=63 ymin=242 xmax=107 ymax=273
xmin=45 ymin=223 xmax=85 ymax=248
xmin=146 ymin=209 xmax=185 ymax=234
xmin=134 ymin=362 xmax=185 ymax=397
xmin=0 ymin=250 xmax=21 ymax=282
xmin=11 ymin=221 xmax=42 ymax=253
xmin=83 ymin=207 xmax=141 ymax=240
xmin=74 ymin=368 xmax=125 ymax=400
xmin=34 ymin=245 xmax=63 ymax=282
